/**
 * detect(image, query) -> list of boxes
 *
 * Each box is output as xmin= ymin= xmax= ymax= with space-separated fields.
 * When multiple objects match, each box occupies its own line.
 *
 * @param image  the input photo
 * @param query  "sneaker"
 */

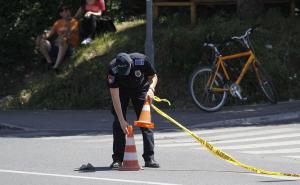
xmin=109 ymin=161 xmax=121 ymax=169
xmin=81 ymin=37 xmax=92 ymax=45
xmin=145 ymin=159 xmax=160 ymax=168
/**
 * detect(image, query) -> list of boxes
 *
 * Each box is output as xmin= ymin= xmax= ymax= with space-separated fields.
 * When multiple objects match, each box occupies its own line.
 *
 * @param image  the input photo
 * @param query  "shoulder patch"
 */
xmin=134 ymin=58 xmax=144 ymax=66
xmin=111 ymin=66 xmax=118 ymax=75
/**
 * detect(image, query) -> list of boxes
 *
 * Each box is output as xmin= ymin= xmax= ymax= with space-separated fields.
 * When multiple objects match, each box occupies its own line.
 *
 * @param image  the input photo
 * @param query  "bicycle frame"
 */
xmin=208 ymin=50 xmax=256 ymax=92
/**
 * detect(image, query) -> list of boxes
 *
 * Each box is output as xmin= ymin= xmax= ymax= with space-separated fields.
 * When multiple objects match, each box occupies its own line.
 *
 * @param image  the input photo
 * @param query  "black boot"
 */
xmin=145 ymin=159 xmax=160 ymax=168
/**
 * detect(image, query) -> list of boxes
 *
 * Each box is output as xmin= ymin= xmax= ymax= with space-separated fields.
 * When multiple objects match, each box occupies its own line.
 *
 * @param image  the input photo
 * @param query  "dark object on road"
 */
xmin=78 ymin=163 xmax=95 ymax=171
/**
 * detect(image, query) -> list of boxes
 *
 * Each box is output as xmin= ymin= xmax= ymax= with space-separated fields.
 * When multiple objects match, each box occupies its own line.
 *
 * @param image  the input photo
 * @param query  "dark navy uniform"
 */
xmin=107 ymin=53 xmax=157 ymax=164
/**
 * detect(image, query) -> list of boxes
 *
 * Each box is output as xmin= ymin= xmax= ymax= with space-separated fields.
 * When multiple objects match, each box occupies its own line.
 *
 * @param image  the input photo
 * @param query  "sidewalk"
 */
xmin=0 ymin=100 xmax=299 ymax=135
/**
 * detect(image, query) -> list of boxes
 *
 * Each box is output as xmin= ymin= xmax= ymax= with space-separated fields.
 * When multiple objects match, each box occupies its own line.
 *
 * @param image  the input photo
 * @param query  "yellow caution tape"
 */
xmin=153 ymin=96 xmax=171 ymax=106
xmin=152 ymin=96 xmax=300 ymax=178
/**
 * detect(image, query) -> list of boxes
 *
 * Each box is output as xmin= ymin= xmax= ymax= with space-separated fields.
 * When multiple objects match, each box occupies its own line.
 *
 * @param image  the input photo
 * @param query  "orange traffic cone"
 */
xmin=134 ymin=97 xmax=154 ymax=129
xmin=119 ymin=125 xmax=142 ymax=171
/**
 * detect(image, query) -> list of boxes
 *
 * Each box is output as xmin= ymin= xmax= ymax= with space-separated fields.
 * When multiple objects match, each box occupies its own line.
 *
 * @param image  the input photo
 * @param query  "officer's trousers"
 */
xmin=112 ymin=89 xmax=154 ymax=162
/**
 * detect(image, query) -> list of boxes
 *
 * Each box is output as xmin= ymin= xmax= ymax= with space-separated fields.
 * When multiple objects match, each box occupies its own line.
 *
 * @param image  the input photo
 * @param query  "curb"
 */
xmin=1 ymin=111 xmax=299 ymax=133
xmin=0 ymin=123 xmax=33 ymax=131
xmin=190 ymin=111 xmax=300 ymax=129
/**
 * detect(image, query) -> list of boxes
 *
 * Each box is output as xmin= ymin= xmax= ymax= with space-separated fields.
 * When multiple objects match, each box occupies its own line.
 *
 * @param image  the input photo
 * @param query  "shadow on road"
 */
xmin=74 ymin=166 xmax=111 ymax=173
xmin=260 ymin=180 xmax=298 ymax=183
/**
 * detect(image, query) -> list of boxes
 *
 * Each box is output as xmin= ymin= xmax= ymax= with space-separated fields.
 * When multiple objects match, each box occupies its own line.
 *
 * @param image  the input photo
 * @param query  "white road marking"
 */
xmin=218 ymin=140 xmax=300 ymax=150
xmin=285 ymin=156 xmax=300 ymax=159
xmin=154 ymin=126 xmax=262 ymax=138
xmin=77 ymin=130 xmax=300 ymax=145
xmin=156 ymin=129 xmax=300 ymax=148
xmin=36 ymin=134 xmax=112 ymax=140
xmin=157 ymin=143 xmax=199 ymax=148
xmin=76 ymin=139 xmax=113 ymax=143
xmin=205 ymin=128 xmax=298 ymax=141
xmin=0 ymin=169 xmax=181 ymax=185
xmin=212 ymin=133 xmax=300 ymax=144
xmin=242 ymin=148 xmax=300 ymax=154
xmin=249 ymin=173 xmax=300 ymax=181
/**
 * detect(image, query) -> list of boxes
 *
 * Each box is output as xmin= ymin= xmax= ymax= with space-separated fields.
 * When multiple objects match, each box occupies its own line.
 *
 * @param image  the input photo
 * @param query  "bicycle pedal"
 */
xmin=242 ymin=97 xmax=248 ymax=101
xmin=235 ymin=91 xmax=247 ymax=101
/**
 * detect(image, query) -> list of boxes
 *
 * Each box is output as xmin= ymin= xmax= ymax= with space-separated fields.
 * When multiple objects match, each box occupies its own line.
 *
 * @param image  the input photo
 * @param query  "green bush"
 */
xmin=0 ymin=0 xmax=81 ymax=98
xmin=154 ymin=10 xmax=300 ymax=107
xmin=2 ymin=9 xmax=300 ymax=109
xmin=0 ymin=0 xmax=122 ymax=98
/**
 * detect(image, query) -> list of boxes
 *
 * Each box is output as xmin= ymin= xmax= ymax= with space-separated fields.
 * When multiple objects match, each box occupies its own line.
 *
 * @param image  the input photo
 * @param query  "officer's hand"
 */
xmin=146 ymin=89 xmax=155 ymax=102
xmin=120 ymin=120 xmax=129 ymax=135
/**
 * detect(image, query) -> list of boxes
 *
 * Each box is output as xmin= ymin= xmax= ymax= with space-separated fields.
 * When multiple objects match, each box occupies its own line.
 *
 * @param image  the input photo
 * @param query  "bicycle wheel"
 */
xmin=189 ymin=66 xmax=227 ymax=112
xmin=254 ymin=62 xmax=278 ymax=104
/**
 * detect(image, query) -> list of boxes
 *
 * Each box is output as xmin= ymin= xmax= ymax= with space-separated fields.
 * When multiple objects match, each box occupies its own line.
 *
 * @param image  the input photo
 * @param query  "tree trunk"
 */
xmin=237 ymin=0 xmax=264 ymax=19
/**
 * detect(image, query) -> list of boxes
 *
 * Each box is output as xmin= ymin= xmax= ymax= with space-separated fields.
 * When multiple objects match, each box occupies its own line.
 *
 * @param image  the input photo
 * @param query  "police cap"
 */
xmin=114 ymin=53 xmax=132 ymax=76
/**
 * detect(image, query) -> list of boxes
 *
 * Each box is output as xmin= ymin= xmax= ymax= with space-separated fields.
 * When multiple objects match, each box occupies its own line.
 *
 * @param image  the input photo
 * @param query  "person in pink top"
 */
xmin=75 ymin=0 xmax=106 ymax=45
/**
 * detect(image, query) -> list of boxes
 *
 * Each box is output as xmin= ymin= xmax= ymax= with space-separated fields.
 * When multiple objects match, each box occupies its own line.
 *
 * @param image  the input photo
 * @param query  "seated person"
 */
xmin=75 ymin=0 xmax=106 ymax=45
xmin=35 ymin=5 xmax=80 ymax=71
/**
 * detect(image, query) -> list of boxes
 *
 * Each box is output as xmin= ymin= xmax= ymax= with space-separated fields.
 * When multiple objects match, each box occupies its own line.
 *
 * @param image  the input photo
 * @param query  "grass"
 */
xmin=2 ymin=10 xmax=300 ymax=110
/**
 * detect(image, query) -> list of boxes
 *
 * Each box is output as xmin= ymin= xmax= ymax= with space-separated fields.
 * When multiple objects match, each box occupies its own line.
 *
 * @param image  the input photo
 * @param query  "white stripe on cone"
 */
xmin=126 ymin=137 xmax=135 ymax=145
xmin=123 ymin=152 xmax=139 ymax=161
xmin=142 ymin=105 xmax=151 ymax=112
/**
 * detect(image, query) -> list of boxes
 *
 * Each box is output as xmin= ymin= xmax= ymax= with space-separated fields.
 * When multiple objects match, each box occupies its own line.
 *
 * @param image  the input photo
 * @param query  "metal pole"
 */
xmin=145 ymin=0 xmax=154 ymax=65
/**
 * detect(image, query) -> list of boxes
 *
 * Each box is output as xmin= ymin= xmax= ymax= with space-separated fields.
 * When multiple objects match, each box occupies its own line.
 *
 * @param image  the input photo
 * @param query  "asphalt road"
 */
xmin=0 ymin=123 xmax=300 ymax=185
xmin=0 ymin=101 xmax=300 ymax=185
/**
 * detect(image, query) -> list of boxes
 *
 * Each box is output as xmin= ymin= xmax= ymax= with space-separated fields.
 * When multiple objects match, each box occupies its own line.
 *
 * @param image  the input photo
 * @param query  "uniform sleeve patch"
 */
xmin=108 ymin=75 xmax=115 ymax=84
xmin=134 ymin=58 xmax=144 ymax=66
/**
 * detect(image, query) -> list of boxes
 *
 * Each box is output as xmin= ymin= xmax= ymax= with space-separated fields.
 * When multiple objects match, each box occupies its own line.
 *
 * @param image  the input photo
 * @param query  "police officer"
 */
xmin=107 ymin=52 xmax=159 ymax=169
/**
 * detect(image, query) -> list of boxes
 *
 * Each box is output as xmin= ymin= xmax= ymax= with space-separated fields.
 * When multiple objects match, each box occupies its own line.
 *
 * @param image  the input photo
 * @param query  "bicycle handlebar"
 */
xmin=203 ymin=25 xmax=260 ymax=55
xmin=231 ymin=24 xmax=259 ymax=41
xmin=203 ymin=43 xmax=220 ymax=55
xmin=203 ymin=43 xmax=215 ymax=47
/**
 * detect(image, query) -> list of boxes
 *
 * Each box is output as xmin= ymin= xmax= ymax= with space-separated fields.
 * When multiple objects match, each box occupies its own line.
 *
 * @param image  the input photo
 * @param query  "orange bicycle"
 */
xmin=189 ymin=26 xmax=278 ymax=112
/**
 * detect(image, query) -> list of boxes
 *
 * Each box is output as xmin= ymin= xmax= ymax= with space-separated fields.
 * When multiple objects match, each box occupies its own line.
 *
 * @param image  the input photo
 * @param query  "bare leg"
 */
xmin=53 ymin=37 xmax=68 ymax=69
xmin=36 ymin=36 xmax=53 ymax=64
